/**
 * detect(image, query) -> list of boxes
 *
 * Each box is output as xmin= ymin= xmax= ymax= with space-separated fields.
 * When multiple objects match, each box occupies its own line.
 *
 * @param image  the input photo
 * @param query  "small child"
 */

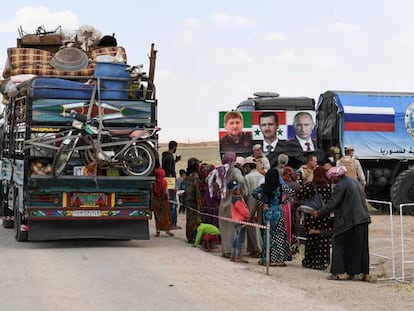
xmin=177 ymin=169 xmax=187 ymax=214
xmin=193 ymin=219 xmax=221 ymax=252
xmin=228 ymin=180 xmax=250 ymax=263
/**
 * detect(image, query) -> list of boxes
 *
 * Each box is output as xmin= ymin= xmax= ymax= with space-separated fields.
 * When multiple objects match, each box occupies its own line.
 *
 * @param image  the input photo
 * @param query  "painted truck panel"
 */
xmin=318 ymin=91 xmax=414 ymax=159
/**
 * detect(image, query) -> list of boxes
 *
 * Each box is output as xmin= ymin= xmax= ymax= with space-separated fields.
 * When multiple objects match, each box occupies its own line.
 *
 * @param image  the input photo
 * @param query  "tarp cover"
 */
xmin=317 ymin=91 xmax=414 ymax=159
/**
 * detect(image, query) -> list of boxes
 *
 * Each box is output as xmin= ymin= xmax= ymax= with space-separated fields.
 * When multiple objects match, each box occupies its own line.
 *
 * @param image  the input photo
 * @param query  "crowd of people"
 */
xmin=152 ymin=140 xmax=371 ymax=282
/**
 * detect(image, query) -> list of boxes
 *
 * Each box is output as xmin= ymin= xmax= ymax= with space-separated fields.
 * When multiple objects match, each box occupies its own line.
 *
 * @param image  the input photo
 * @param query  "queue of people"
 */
xmin=153 ymin=141 xmax=371 ymax=282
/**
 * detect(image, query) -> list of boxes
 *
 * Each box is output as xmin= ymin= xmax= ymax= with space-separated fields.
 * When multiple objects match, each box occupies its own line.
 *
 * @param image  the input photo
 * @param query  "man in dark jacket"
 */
xmin=282 ymin=111 xmax=327 ymax=169
xmin=162 ymin=140 xmax=181 ymax=229
xmin=312 ymin=165 xmax=371 ymax=281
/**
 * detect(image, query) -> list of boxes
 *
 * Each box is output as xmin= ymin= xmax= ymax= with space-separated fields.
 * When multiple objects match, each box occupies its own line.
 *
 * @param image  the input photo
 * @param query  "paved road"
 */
xmin=0 ymin=219 xmax=344 ymax=311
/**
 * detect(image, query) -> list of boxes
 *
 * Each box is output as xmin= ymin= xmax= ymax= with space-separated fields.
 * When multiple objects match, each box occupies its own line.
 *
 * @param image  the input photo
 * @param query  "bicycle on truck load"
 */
xmin=0 ymin=25 xmax=159 ymax=241
xmin=52 ymin=109 xmax=159 ymax=177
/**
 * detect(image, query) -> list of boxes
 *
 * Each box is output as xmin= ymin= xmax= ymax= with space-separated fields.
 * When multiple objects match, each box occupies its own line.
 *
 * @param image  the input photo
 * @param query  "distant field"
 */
xmin=158 ymin=141 xmax=221 ymax=173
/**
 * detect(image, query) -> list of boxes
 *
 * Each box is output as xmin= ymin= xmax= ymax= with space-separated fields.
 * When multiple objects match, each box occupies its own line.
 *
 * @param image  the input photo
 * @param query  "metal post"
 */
xmin=388 ymin=201 xmax=395 ymax=280
xmin=266 ymin=221 xmax=270 ymax=275
xmin=400 ymin=204 xmax=405 ymax=282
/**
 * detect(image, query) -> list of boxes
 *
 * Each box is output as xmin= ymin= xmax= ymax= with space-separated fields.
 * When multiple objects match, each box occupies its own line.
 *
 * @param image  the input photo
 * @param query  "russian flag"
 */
xmin=343 ymin=106 xmax=395 ymax=132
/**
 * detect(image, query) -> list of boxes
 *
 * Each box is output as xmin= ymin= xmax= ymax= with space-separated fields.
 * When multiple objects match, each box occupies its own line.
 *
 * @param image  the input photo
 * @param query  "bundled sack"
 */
xmin=2 ymin=47 xmax=93 ymax=78
xmin=2 ymin=46 xmax=127 ymax=79
xmin=301 ymin=192 xmax=324 ymax=211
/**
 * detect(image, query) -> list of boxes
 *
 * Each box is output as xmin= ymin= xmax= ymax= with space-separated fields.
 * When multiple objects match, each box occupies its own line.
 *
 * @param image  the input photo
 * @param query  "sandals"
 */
xmin=249 ymin=251 xmax=262 ymax=258
xmin=257 ymin=260 xmax=286 ymax=266
xmin=166 ymin=231 xmax=174 ymax=237
xmin=350 ymin=273 xmax=371 ymax=282
xmin=327 ymin=274 xmax=350 ymax=281
xmin=155 ymin=231 xmax=160 ymax=237
xmin=230 ymin=257 xmax=249 ymax=263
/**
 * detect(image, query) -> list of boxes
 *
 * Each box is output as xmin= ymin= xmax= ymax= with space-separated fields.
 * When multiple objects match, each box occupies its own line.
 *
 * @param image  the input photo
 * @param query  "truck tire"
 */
xmin=121 ymin=143 xmax=156 ymax=176
xmin=2 ymin=186 xmax=14 ymax=228
xmin=0 ymin=181 xmax=3 ymax=217
xmin=390 ymin=169 xmax=414 ymax=215
xmin=14 ymin=206 xmax=28 ymax=242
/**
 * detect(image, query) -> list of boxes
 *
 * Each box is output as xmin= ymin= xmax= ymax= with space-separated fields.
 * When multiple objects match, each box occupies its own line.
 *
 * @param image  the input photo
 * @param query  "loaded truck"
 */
xmin=317 ymin=90 xmax=414 ymax=212
xmin=0 ymin=27 xmax=159 ymax=241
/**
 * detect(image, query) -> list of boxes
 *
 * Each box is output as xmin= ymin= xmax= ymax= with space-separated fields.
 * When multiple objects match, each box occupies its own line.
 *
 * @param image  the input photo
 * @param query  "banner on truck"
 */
xmin=218 ymin=110 xmax=315 ymax=155
xmin=335 ymin=94 xmax=414 ymax=159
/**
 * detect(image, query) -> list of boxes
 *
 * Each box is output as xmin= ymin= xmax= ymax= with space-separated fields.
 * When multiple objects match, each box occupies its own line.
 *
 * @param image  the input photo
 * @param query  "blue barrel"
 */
xmin=94 ymin=62 xmax=130 ymax=100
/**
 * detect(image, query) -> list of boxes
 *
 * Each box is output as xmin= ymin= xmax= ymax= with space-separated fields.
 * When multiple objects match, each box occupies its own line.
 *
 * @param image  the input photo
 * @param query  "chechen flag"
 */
xmin=251 ymin=111 xmax=288 ymax=140
xmin=344 ymin=106 xmax=395 ymax=132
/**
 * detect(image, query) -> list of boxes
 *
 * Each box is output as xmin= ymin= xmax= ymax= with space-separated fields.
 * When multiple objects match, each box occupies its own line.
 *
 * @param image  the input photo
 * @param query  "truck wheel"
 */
xmin=2 ymin=186 xmax=14 ymax=228
xmin=0 ymin=181 xmax=3 ymax=217
xmin=390 ymin=169 xmax=414 ymax=215
xmin=12 ymin=188 xmax=27 ymax=241
xmin=122 ymin=143 xmax=156 ymax=176
xmin=14 ymin=207 xmax=28 ymax=242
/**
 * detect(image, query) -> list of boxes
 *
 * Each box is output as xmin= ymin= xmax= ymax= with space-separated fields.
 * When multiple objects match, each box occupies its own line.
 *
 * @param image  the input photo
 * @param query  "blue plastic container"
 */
xmin=94 ymin=62 xmax=130 ymax=100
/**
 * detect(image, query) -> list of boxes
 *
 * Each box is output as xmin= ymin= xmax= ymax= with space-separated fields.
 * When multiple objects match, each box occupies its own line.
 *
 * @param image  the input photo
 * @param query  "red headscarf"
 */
xmin=153 ymin=168 xmax=167 ymax=197
xmin=313 ymin=166 xmax=330 ymax=187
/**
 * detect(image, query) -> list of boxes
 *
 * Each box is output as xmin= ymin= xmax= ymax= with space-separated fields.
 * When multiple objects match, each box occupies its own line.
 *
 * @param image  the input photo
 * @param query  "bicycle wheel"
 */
xmin=53 ymin=139 xmax=76 ymax=176
xmin=121 ymin=142 xmax=156 ymax=176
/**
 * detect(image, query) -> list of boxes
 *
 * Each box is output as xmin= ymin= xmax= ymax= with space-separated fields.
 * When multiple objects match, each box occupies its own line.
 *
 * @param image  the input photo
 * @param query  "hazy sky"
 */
xmin=1 ymin=1 xmax=414 ymax=142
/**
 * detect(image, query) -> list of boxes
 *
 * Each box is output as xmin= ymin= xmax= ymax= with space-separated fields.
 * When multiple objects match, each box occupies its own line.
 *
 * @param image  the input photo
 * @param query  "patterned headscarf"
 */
xmin=282 ymin=166 xmax=295 ymax=182
xmin=221 ymin=151 xmax=236 ymax=166
xmin=326 ymin=165 xmax=347 ymax=179
xmin=153 ymin=168 xmax=167 ymax=197
xmin=207 ymin=151 xmax=236 ymax=199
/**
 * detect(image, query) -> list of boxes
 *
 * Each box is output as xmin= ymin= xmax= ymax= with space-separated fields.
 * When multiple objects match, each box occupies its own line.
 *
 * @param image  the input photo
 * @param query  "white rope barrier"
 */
xmin=168 ymin=199 xmax=272 ymax=274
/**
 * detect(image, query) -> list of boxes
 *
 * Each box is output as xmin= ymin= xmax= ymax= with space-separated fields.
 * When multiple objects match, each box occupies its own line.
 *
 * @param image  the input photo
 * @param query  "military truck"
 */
xmin=316 ymin=90 xmax=414 ymax=212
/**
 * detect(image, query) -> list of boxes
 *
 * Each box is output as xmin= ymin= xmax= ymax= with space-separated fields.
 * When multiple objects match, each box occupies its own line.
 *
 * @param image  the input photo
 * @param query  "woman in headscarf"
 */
xmin=297 ymin=165 xmax=333 ymax=270
xmin=184 ymin=157 xmax=202 ymax=243
xmin=152 ymin=168 xmax=174 ymax=237
xmin=207 ymin=151 xmax=248 ymax=258
xmin=252 ymin=168 xmax=292 ymax=266
xmin=312 ymin=165 xmax=371 ymax=281
xmin=281 ymin=166 xmax=300 ymax=246
xmin=199 ymin=163 xmax=220 ymax=227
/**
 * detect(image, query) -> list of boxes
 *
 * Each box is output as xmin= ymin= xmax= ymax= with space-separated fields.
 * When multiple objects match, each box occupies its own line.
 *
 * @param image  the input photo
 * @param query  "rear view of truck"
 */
xmin=0 ymin=26 xmax=159 ymax=240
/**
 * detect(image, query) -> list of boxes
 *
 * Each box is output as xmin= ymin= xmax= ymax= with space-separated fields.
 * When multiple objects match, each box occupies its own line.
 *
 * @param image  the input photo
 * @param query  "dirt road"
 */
xmin=0 ymin=213 xmax=413 ymax=311
xmin=171 ymin=212 xmax=414 ymax=310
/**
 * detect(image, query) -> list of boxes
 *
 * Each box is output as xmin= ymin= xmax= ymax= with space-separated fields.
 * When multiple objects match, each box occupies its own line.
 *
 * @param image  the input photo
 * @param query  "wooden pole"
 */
xmin=147 ymin=43 xmax=157 ymax=100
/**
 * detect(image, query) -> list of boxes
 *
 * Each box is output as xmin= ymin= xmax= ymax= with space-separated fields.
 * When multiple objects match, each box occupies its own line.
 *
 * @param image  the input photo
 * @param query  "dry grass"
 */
xmin=393 ymin=283 xmax=414 ymax=293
